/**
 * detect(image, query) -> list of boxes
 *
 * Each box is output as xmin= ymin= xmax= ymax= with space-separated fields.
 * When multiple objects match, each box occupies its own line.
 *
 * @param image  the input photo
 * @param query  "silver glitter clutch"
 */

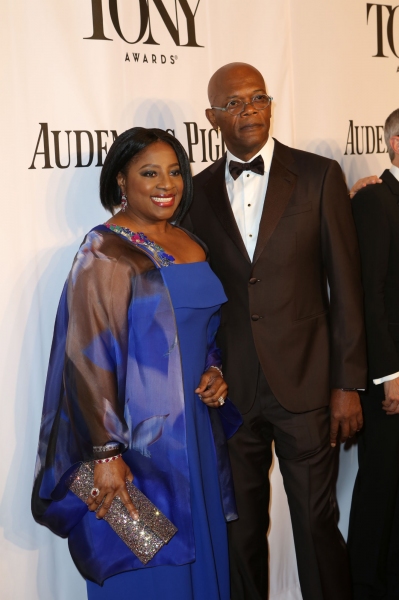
xmin=68 ymin=461 xmax=178 ymax=564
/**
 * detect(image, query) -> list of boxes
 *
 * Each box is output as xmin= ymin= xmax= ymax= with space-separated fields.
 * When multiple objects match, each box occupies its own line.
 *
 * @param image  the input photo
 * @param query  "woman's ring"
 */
xmin=90 ymin=487 xmax=100 ymax=498
xmin=217 ymin=396 xmax=225 ymax=406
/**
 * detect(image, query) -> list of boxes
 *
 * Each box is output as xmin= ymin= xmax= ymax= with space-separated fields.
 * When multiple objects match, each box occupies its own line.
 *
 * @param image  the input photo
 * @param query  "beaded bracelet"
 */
xmin=94 ymin=453 xmax=122 ymax=464
xmin=209 ymin=365 xmax=223 ymax=378
xmin=93 ymin=442 xmax=120 ymax=453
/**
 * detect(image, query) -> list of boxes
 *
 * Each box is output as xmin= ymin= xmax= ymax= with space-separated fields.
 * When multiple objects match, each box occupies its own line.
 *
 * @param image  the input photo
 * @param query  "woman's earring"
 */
xmin=121 ymin=194 xmax=127 ymax=212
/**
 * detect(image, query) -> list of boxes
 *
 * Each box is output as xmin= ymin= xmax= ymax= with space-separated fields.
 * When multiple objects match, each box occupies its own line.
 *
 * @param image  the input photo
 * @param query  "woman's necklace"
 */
xmin=106 ymin=223 xmax=176 ymax=267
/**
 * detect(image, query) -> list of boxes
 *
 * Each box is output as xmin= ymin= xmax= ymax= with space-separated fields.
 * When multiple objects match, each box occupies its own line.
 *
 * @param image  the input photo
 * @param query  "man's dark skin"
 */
xmin=205 ymin=62 xmax=363 ymax=447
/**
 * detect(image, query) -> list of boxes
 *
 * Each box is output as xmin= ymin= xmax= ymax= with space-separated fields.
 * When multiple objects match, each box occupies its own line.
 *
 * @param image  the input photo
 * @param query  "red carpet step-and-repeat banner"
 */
xmin=1 ymin=1 xmax=397 ymax=598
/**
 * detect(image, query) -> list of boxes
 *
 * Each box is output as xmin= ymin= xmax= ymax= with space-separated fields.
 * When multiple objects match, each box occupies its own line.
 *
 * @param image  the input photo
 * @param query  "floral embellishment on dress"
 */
xmin=131 ymin=414 xmax=170 ymax=458
xmin=106 ymin=223 xmax=175 ymax=267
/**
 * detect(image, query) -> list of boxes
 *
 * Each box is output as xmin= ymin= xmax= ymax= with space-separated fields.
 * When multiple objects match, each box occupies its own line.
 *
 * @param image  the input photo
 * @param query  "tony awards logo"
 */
xmin=367 ymin=3 xmax=399 ymax=60
xmin=85 ymin=0 xmax=203 ymax=47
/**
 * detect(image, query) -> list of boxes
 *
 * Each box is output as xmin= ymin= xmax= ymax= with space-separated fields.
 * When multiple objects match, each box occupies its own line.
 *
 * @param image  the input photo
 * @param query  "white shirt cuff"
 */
xmin=373 ymin=371 xmax=399 ymax=385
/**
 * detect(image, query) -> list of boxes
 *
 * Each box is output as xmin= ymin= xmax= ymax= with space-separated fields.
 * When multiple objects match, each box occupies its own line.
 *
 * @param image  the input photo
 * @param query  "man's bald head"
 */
xmin=205 ymin=62 xmax=271 ymax=162
xmin=207 ymin=63 xmax=266 ymax=106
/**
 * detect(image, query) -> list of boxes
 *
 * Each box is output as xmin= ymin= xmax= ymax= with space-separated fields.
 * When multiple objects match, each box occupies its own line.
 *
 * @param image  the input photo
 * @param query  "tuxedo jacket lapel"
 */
xmin=203 ymin=157 xmax=251 ymax=262
xmin=253 ymin=140 xmax=298 ymax=264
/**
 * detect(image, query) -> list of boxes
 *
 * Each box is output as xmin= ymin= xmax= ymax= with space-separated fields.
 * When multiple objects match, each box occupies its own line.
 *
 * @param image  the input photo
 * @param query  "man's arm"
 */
xmin=352 ymin=190 xmax=399 ymax=417
xmin=352 ymin=191 xmax=399 ymax=378
xmin=320 ymin=160 xmax=367 ymax=446
xmin=321 ymin=160 xmax=367 ymax=387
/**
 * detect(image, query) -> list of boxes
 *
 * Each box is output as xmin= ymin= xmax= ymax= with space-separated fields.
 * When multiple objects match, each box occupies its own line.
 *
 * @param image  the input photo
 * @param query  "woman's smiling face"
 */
xmin=117 ymin=141 xmax=184 ymax=225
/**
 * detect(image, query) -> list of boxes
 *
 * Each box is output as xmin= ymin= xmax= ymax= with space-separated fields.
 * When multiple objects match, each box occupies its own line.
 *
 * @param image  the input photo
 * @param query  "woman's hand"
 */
xmin=195 ymin=367 xmax=228 ymax=408
xmin=86 ymin=457 xmax=139 ymax=520
xmin=349 ymin=175 xmax=382 ymax=199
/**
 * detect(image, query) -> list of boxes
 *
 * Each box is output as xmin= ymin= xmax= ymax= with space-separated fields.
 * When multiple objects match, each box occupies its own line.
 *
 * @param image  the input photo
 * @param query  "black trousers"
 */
xmin=348 ymin=385 xmax=399 ymax=600
xmin=227 ymin=367 xmax=352 ymax=600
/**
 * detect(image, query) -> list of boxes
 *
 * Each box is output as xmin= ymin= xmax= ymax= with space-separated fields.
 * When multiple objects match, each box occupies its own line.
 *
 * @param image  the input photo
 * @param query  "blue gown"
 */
xmin=86 ymin=262 xmax=230 ymax=600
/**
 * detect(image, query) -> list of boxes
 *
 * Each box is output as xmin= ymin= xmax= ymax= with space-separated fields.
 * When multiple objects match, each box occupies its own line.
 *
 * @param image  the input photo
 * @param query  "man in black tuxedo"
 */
xmin=349 ymin=109 xmax=399 ymax=600
xmin=186 ymin=62 xmax=367 ymax=600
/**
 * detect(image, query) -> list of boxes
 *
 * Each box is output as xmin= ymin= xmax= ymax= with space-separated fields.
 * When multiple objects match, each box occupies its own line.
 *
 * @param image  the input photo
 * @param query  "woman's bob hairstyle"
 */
xmin=100 ymin=127 xmax=193 ymax=224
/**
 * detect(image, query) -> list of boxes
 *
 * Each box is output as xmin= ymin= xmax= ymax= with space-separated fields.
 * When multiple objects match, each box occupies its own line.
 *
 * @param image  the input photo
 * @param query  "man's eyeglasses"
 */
xmin=211 ymin=94 xmax=273 ymax=116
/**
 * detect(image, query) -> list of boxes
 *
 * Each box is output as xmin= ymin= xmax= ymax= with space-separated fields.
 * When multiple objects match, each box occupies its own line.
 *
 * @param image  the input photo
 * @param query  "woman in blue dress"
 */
xmin=32 ymin=127 xmax=241 ymax=599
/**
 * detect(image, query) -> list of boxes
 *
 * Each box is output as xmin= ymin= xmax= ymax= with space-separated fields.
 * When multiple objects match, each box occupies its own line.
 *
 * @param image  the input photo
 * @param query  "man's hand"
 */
xmin=349 ymin=176 xmax=382 ymax=199
xmin=195 ymin=367 xmax=228 ymax=408
xmin=329 ymin=389 xmax=363 ymax=447
xmin=382 ymin=378 xmax=399 ymax=415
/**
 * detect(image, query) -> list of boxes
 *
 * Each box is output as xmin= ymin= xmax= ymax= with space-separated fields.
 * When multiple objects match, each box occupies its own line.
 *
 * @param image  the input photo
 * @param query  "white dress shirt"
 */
xmin=373 ymin=164 xmax=399 ymax=385
xmin=225 ymin=137 xmax=275 ymax=261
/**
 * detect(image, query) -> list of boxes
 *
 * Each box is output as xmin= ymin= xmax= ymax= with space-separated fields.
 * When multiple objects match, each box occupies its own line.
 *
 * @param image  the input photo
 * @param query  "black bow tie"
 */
xmin=229 ymin=155 xmax=265 ymax=180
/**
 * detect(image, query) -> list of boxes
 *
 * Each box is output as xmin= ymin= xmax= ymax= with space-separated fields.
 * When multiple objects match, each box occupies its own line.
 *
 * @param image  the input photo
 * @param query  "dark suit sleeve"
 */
xmin=352 ymin=190 xmax=399 ymax=380
xmin=320 ymin=160 xmax=367 ymax=388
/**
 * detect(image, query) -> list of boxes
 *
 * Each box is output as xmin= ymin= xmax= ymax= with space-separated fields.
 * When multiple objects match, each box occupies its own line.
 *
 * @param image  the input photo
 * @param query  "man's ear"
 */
xmin=390 ymin=136 xmax=399 ymax=156
xmin=206 ymin=108 xmax=218 ymax=130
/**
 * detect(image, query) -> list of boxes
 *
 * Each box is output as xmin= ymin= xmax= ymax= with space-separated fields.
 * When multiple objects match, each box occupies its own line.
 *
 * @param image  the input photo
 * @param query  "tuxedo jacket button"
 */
xmin=251 ymin=314 xmax=260 ymax=321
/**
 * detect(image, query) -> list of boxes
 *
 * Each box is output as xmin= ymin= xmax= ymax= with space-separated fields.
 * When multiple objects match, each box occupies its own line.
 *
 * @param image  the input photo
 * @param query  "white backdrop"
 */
xmin=1 ymin=1 xmax=397 ymax=599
